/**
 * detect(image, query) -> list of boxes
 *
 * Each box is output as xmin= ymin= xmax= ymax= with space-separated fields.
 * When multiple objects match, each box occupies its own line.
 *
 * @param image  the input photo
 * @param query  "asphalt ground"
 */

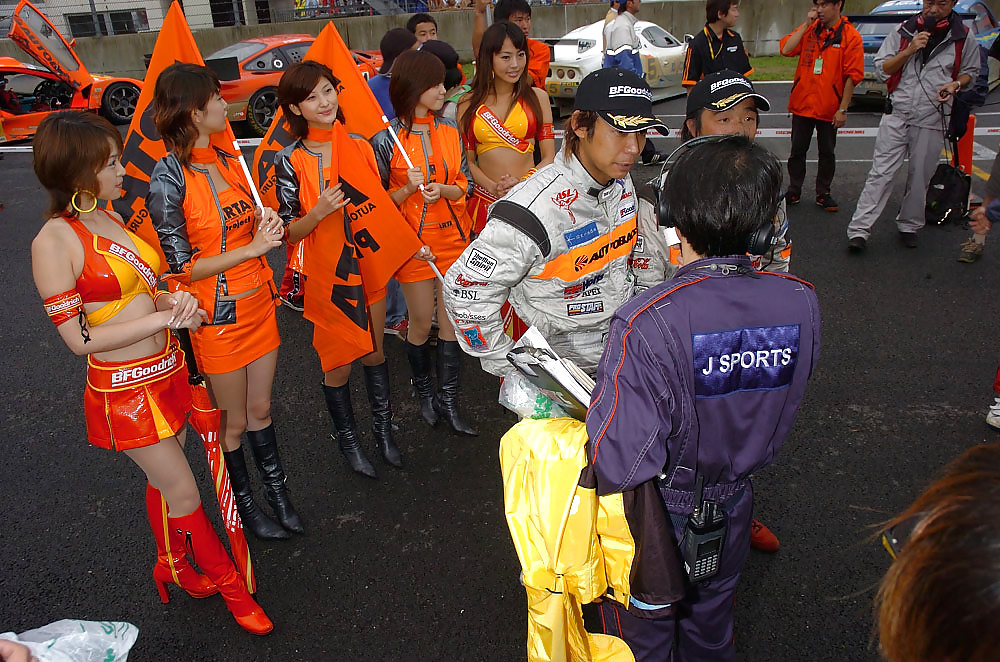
xmin=3 ymin=83 xmax=1000 ymax=661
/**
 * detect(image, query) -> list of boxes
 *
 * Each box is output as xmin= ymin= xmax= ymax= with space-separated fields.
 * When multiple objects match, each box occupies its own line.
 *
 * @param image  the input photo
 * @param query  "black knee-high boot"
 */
xmin=362 ymin=362 xmax=403 ymax=468
xmin=404 ymin=339 xmax=439 ymax=427
xmin=246 ymin=424 xmax=304 ymax=534
xmin=321 ymin=382 xmax=377 ymax=479
xmin=223 ymin=447 xmax=291 ymax=540
xmin=433 ymin=340 xmax=478 ymax=437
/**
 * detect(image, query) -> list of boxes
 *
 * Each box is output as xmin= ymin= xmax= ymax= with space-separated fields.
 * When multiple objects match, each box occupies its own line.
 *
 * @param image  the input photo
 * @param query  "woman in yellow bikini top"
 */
xmin=459 ymin=21 xmax=555 ymax=233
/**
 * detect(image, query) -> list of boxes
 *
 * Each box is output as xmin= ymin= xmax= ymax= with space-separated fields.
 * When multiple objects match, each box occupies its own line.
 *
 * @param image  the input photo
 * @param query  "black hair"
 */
xmin=495 ymin=0 xmax=531 ymax=20
xmin=814 ymin=0 xmax=846 ymax=10
xmin=406 ymin=13 xmax=437 ymax=33
xmin=663 ymin=136 xmax=781 ymax=257
xmin=706 ymin=0 xmax=738 ymax=23
xmin=562 ymin=110 xmax=598 ymax=159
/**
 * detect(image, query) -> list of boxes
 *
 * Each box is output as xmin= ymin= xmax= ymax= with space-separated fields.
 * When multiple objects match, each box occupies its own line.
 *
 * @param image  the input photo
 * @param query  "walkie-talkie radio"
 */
xmin=681 ymin=475 xmax=727 ymax=582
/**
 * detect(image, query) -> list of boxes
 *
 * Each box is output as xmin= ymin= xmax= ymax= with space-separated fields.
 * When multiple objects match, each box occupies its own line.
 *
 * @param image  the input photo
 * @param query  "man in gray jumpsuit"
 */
xmin=847 ymin=0 xmax=979 ymax=251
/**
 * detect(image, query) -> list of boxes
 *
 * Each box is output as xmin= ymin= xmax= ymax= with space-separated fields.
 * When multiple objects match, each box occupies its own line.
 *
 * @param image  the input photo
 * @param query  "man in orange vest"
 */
xmin=779 ymin=0 xmax=863 ymax=212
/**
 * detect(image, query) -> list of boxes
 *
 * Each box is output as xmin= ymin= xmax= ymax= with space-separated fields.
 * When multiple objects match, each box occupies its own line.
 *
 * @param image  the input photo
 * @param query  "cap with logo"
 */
xmin=685 ymin=69 xmax=770 ymax=118
xmin=574 ymin=67 xmax=669 ymax=134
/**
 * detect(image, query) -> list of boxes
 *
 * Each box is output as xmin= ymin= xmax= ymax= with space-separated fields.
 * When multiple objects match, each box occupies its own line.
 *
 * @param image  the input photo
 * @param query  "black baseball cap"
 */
xmin=574 ymin=67 xmax=668 ymax=134
xmin=379 ymin=28 xmax=417 ymax=74
xmin=685 ymin=70 xmax=770 ymax=118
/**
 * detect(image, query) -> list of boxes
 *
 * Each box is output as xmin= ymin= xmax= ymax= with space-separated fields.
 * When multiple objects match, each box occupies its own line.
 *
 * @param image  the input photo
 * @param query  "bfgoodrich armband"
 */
xmin=44 ymin=289 xmax=85 ymax=326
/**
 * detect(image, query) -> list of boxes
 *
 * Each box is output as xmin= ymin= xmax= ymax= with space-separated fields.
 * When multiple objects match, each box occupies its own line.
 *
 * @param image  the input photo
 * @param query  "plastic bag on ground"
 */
xmin=1 ymin=620 xmax=138 ymax=662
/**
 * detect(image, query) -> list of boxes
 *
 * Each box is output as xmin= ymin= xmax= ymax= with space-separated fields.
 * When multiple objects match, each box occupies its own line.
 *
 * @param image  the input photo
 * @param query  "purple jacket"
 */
xmin=586 ymin=255 xmax=821 ymax=499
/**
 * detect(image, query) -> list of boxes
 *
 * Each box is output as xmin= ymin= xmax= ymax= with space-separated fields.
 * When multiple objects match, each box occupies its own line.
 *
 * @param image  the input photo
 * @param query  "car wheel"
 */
xmin=247 ymin=87 xmax=278 ymax=137
xmin=101 ymin=82 xmax=140 ymax=124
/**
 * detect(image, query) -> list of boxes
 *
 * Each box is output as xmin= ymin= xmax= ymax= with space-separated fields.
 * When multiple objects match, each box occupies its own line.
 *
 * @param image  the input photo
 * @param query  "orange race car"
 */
xmin=205 ymin=34 xmax=382 ymax=136
xmin=1 ymin=0 xmax=141 ymax=142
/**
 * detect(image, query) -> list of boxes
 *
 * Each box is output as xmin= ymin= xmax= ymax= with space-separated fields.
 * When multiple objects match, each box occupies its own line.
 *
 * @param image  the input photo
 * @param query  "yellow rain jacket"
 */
xmin=500 ymin=418 xmax=684 ymax=662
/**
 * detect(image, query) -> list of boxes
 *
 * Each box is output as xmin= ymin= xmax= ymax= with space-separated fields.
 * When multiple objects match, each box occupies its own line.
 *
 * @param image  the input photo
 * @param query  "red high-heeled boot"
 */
xmin=171 ymin=504 xmax=274 ymax=635
xmin=145 ymin=484 xmax=218 ymax=603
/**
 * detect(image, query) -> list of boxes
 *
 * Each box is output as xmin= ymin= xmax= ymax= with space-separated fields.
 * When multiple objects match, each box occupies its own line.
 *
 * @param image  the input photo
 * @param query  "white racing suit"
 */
xmin=443 ymin=150 xmax=638 ymax=377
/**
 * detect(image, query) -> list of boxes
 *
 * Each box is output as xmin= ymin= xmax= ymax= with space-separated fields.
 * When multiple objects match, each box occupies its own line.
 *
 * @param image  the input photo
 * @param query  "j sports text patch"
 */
xmin=692 ymin=324 xmax=800 ymax=397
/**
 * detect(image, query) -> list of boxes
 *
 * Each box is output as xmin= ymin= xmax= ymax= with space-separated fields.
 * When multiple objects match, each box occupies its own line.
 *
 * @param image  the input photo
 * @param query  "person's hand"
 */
xmin=247 ymin=207 xmax=283 ymax=257
xmin=413 ymin=245 xmax=436 ymax=261
xmin=475 ymin=0 xmax=489 ymax=14
xmin=907 ymin=31 xmax=931 ymax=54
xmin=405 ymin=167 xmax=424 ymax=196
xmin=495 ymin=173 xmax=518 ymax=197
xmin=313 ymin=183 xmax=350 ymax=219
xmin=167 ymin=290 xmax=209 ymax=330
xmin=937 ymin=80 xmax=961 ymax=103
xmin=832 ymin=109 xmax=847 ymax=129
xmin=969 ymin=205 xmax=993 ymax=234
xmin=806 ymin=6 xmax=819 ymax=22
xmin=0 ymin=639 xmax=35 ymax=662
xmin=421 ymin=182 xmax=443 ymax=204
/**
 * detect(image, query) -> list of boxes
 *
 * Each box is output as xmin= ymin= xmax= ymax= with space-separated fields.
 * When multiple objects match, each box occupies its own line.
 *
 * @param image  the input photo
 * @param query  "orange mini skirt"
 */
xmin=84 ymin=334 xmax=192 ymax=451
xmin=192 ymin=285 xmax=281 ymax=374
xmin=396 ymin=223 xmax=469 ymax=283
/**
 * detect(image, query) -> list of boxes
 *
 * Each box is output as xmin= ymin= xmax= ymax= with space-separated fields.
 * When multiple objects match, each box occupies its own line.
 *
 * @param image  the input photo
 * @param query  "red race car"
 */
xmin=205 ymin=34 xmax=382 ymax=136
xmin=1 ymin=0 xmax=141 ymax=142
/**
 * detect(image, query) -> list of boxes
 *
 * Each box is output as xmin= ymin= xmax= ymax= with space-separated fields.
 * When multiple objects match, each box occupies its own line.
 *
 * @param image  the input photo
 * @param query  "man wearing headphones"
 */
xmin=632 ymin=70 xmax=790 ymax=298
xmin=587 ymin=136 xmax=821 ymax=662
xmin=631 ymin=72 xmax=790 ymax=554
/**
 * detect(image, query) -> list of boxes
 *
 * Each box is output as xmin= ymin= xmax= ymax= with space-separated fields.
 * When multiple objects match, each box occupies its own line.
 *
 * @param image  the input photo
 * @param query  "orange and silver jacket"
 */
xmin=148 ymin=147 xmax=273 ymax=325
xmin=371 ymin=115 xmax=474 ymax=238
xmin=272 ymin=133 xmax=378 ymax=276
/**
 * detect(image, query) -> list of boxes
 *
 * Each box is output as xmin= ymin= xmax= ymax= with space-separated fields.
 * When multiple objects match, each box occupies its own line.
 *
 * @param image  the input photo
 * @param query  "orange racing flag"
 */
xmin=252 ymin=20 xmax=390 ymax=210
xmin=111 ymin=0 xmax=239 ymax=269
xmin=302 ymin=121 xmax=422 ymax=367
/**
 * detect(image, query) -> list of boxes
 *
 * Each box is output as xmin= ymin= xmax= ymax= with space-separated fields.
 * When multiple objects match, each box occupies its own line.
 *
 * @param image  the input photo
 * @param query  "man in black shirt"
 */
xmin=683 ymin=0 xmax=753 ymax=89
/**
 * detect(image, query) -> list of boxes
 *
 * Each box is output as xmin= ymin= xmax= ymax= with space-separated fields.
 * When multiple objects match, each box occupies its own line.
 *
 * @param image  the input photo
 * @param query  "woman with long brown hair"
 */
xmin=372 ymin=48 xmax=478 ymax=437
xmin=30 ymin=110 xmax=272 ymax=635
xmin=459 ymin=20 xmax=555 ymax=234
xmin=147 ymin=63 xmax=303 ymax=540
xmin=274 ymin=60 xmax=410 ymax=478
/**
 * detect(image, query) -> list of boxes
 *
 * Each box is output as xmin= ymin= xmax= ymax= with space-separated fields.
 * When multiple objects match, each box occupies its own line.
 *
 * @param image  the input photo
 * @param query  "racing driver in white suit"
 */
xmin=443 ymin=68 xmax=666 ymax=377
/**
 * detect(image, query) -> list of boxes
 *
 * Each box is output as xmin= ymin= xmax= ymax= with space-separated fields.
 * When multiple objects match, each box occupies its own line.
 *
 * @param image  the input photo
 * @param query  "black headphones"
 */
xmin=653 ymin=134 xmax=777 ymax=258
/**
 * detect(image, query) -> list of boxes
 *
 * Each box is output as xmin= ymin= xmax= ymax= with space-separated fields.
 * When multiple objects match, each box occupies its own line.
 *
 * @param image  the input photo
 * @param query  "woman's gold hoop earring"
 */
xmin=71 ymin=190 xmax=98 ymax=214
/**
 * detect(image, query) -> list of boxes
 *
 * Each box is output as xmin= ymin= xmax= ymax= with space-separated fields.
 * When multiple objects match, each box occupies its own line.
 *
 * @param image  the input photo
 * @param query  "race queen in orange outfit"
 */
xmin=29 ymin=111 xmax=272 ymax=635
xmin=372 ymin=48 xmax=478 ymax=437
xmin=147 ymin=63 xmax=303 ymax=542
xmin=274 ymin=61 xmax=407 ymax=478
xmin=459 ymin=20 xmax=554 ymax=234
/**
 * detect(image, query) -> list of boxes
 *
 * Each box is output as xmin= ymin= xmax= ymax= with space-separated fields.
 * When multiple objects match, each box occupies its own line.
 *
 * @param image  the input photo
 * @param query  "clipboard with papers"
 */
xmin=505 ymin=327 xmax=595 ymax=422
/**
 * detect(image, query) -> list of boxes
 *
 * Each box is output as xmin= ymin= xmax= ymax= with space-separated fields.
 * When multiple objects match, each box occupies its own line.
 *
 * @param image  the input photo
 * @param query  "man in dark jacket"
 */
xmin=586 ymin=136 xmax=821 ymax=662
xmin=682 ymin=0 xmax=753 ymax=88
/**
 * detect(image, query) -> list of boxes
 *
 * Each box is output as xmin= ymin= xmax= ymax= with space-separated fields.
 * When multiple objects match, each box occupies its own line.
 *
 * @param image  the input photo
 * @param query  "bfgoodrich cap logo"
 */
xmin=709 ymin=77 xmax=752 ymax=94
xmin=608 ymin=85 xmax=652 ymax=100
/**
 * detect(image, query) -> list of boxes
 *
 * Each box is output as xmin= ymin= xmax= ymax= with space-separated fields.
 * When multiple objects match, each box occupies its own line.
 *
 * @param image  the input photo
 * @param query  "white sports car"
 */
xmin=543 ymin=19 xmax=688 ymax=116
